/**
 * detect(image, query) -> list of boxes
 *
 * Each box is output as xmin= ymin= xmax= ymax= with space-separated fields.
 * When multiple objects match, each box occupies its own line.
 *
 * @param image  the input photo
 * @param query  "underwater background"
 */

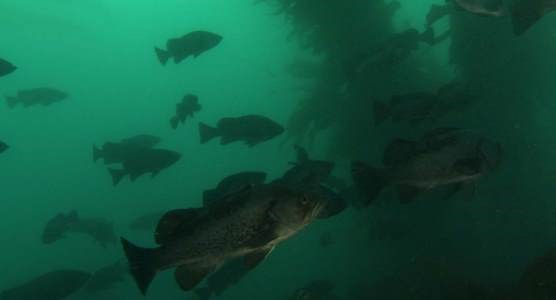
xmin=2 ymin=0 xmax=556 ymax=299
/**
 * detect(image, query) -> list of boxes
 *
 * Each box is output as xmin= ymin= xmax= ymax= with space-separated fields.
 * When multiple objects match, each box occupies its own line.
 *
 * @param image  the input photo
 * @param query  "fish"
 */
xmin=83 ymin=261 xmax=129 ymax=294
xmin=155 ymin=31 xmax=223 ymax=66
xmin=203 ymin=171 xmax=267 ymax=207
xmin=192 ymin=258 xmax=250 ymax=300
xmin=171 ymin=94 xmax=201 ymax=129
xmin=0 ymin=270 xmax=91 ymax=300
xmin=0 ymin=141 xmax=9 ymax=154
xmin=0 ymin=58 xmax=16 ymax=78
xmin=42 ymin=210 xmax=117 ymax=247
xmin=351 ymin=128 xmax=502 ymax=205
xmin=277 ymin=146 xmax=335 ymax=190
xmin=129 ymin=211 xmax=165 ymax=231
xmin=108 ymin=148 xmax=181 ymax=186
xmin=511 ymin=0 xmax=556 ymax=36
xmin=121 ymin=183 xmax=326 ymax=295
xmin=93 ymin=134 xmax=161 ymax=164
xmin=5 ymin=87 xmax=68 ymax=109
xmin=199 ymin=115 xmax=284 ymax=147
xmin=453 ymin=0 xmax=506 ymax=17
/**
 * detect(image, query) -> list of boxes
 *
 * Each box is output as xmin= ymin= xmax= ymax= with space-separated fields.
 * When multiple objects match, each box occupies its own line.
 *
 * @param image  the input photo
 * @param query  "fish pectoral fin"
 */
xmin=397 ymin=185 xmax=423 ymax=204
xmin=244 ymin=247 xmax=274 ymax=270
xmin=155 ymin=208 xmax=204 ymax=245
xmin=174 ymin=264 xmax=215 ymax=291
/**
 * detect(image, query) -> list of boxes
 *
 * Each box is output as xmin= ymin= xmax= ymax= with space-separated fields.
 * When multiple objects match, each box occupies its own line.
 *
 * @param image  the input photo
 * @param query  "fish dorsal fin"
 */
xmin=294 ymin=145 xmax=310 ymax=163
xmin=155 ymin=208 xmax=204 ymax=245
xmin=207 ymin=185 xmax=254 ymax=218
xmin=383 ymin=139 xmax=418 ymax=166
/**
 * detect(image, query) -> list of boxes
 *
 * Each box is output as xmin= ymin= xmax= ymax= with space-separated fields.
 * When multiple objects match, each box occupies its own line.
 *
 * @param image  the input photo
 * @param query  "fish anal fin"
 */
xmin=244 ymin=247 xmax=273 ymax=270
xmin=174 ymin=264 xmax=215 ymax=291
xmin=155 ymin=208 xmax=203 ymax=245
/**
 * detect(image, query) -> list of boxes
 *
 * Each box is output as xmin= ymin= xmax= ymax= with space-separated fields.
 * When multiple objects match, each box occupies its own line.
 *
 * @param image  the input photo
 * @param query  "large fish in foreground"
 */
xmin=0 ymin=58 xmax=16 ymax=78
xmin=155 ymin=31 xmax=222 ymax=66
xmin=0 ymin=270 xmax=91 ymax=300
xmin=199 ymin=115 xmax=284 ymax=147
xmin=5 ymin=88 xmax=68 ymax=109
xmin=352 ymin=128 xmax=502 ymax=205
xmin=511 ymin=0 xmax=556 ymax=35
xmin=121 ymin=183 xmax=326 ymax=295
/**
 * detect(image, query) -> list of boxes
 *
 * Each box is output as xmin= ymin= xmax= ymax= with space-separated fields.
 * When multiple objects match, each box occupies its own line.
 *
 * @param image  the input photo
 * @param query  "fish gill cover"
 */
xmin=1 ymin=0 xmax=556 ymax=299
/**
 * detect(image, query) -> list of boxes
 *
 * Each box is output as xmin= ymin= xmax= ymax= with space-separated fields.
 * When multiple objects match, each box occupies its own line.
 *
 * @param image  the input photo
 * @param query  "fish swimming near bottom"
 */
xmin=5 ymin=88 xmax=68 ymax=109
xmin=0 ymin=141 xmax=8 ymax=154
xmin=0 ymin=58 xmax=16 ymax=78
xmin=511 ymin=0 xmax=556 ymax=35
xmin=108 ymin=148 xmax=181 ymax=186
xmin=42 ymin=210 xmax=117 ymax=247
xmin=0 ymin=270 xmax=91 ymax=300
xmin=351 ymin=128 xmax=502 ymax=205
xmin=121 ymin=183 xmax=326 ymax=295
xmin=199 ymin=115 xmax=284 ymax=147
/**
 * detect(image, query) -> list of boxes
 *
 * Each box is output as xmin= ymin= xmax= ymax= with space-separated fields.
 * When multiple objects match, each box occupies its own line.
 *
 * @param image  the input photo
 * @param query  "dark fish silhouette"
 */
xmin=203 ymin=171 xmax=267 ymax=207
xmin=42 ymin=210 xmax=117 ymax=247
xmin=108 ymin=148 xmax=181 ymax=186
xmin=199 ymin=115 xmax=284 ymax=147
xmin=0 ymin=58 xmax=16 ymax=78
xmin=352 ymin=128 xmax=502 ymax=205
xmin=5 ymin=88 xmax=68 ymax=109
xmin=192 ymin=258 xmax=250 ymax=300
xmin=129 ymin=211 xmax=165 ymax=231
xmin=0 ymin=141 xmax=8 ymax=154
xmin=0 ymin=270 xmax=91 ymax=300
xmin=93 ymin=134 xmax=161 ymax=164
xmin=121 ymin=183 xmax=326 ymax=295
xmin=511 ymin=0 xmax=556 ymax=35
xmin=155 ymin=31 xmax=222 ymax=65
xmin=171 ymin=94 xmax=201 ymax=129
xmin=83 ymin=261 xmax=128 ymax=294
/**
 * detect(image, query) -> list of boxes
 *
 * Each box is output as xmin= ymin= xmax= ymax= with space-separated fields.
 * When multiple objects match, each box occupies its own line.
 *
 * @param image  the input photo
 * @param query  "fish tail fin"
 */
xmin=155 ymin=47 xmax=170 ymax=65
xmin=93 ymin=145 xmax=102 ymax=162
xmin=170 ymin=116 xmax=179 ymax=129
xmin=198 ymin=122 xmax=220 ymax=144
xmin=5 ymin=96 xmax=18 ymax=109
xmin=121 ymin=237 xmax=159 ymax=295
xmin=511 ymin=0 xmax=547 ymax=36
xmin=108 ymin=168 xmax=126 ymax=186
xmin=194 ymin=287 xmax=213 ymax=300
xmin=351 ymin=161 xmax=389 ymax=206
xmin=373 ymin=100 xmax=389 ymax=125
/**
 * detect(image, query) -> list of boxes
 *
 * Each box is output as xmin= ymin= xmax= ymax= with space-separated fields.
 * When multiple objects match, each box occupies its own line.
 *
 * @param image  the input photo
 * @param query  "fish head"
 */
xmin=202 ymin=32 xmax=223 ymax=49
xmin=158 ymin=150 xmax=182 ymax=167
xmin=263 ymin=120 xmax=285 ymax=138
xmin=270 ymin=186 xmax=326 ymax=230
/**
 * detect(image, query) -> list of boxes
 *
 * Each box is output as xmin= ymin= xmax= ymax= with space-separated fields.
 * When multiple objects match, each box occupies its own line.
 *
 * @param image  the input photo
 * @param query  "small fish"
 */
xmin=0 ymin=270 xmax=91 ymax=300
xmin=5 ymin=87 xmax=68 ymax=109
xmin=351 ymin=128 xmax=502 ymax=205
xmin=129 ymin=211 xmax=165 ymax=231
xmin=203 ymin=171 xmax=267 ymax=207
xmin=199 ymin=115 xmax=284 ymax=147
xmin=84 ymin=261 xmax=129 ymax=294
xmin=108 ymin=148 xmax=181 ymax=185
xmin=453 ymin=0 xmax=506 ymax=17
xmin=155 ymin=31 xmax=223 ymax=65
xmin=0 ymin=58 xmax=16 ymax=78
xmin=42 ymin=210 xmax=117 ymax=247
xmin=171 ymin=94 xmax=201 ymax=129
xmin=93 ymin=134 xmax=161 ymax=164
xmin=121 ymin=183 xmax=326 ymax=295
xmin=0 ymin=141 xmax=9 ymax=154
xmin=511 ymin=0 xmax=556 ymax=36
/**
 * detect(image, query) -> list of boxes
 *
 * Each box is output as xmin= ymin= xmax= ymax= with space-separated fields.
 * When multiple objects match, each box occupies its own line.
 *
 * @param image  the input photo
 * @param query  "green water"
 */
xmin=1 ymin=0 xmax=556 ymax=299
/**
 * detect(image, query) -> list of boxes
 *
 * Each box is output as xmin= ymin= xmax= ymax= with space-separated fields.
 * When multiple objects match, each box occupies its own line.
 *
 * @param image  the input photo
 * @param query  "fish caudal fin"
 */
xmin=198 ymin=123 xmax=220 ymax=144
xmin=373 ymin=100 xmax=389 ymax=125
xmin=108 ymin=168 xmax=126 ymax=186
xmin=155 ymin=47 xmax=170 ymax=66
xmin=5 ymin=96 xmax=18 ymax=109
xmin=351 ymin=161 xmax=389 ymax=206
xmin=121 ymin=237 xmax=159 ymax=295
xmin=170 ymin=116 xmax=179 ymax=129
xmin=93 ymin=145 xmax=102 ymax=162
